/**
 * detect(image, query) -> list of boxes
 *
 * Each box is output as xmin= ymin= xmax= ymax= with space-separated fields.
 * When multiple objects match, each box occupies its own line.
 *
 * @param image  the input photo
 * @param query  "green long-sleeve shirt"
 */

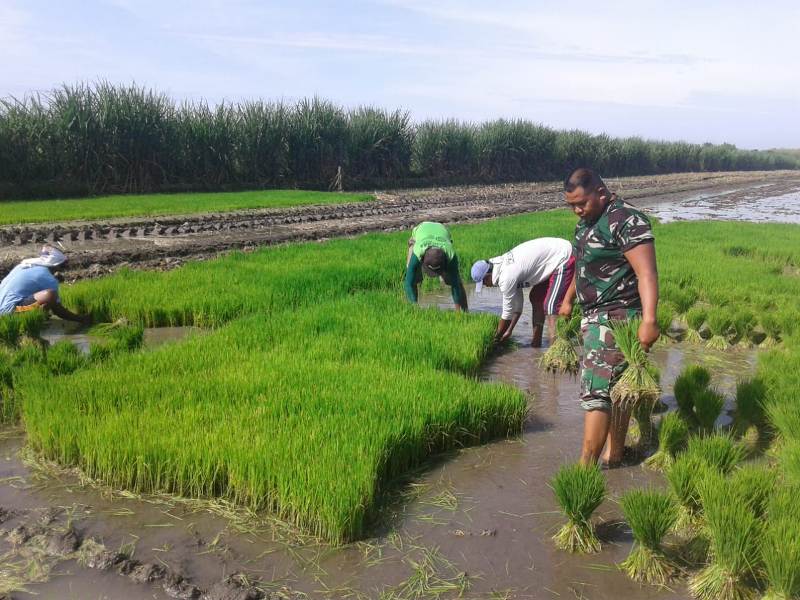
xmin=404 ymin=252 xmax=466 ymax=307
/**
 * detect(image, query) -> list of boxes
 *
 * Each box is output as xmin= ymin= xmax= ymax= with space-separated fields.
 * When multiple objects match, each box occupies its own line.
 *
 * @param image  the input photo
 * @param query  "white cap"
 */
xmin=21 ymin=246 xmax=67 ymax=269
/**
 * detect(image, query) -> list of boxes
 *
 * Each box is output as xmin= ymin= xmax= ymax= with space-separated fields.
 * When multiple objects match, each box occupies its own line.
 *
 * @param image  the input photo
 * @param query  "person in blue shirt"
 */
xmin=0 ymin=246 xmax=90 ymax=324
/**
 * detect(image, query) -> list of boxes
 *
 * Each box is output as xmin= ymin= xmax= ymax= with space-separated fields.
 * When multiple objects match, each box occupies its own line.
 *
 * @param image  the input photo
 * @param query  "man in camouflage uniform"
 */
xmin=559 ymin=168 xmax=660 ymax=466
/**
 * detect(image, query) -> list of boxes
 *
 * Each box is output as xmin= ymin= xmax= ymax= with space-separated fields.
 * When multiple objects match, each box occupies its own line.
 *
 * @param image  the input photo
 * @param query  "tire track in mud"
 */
xmin=2 ymin=170 xmax=799 ymax=282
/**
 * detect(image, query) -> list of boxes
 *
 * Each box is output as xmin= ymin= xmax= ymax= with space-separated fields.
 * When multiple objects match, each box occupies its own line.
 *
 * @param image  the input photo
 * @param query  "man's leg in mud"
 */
xmin=579 ymin=318 xmax=629 ymax=465
xmin=529 ymin=285 xmax=547 ymax=347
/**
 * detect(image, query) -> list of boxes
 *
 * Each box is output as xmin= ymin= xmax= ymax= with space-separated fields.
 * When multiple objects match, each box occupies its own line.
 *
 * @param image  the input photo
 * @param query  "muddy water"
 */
xmin=0 ymin=285 xmax=756 ymax=599
xmin=39 ymin=319 xmax=197 ymax=353
xmin=640 ymin=183 xmax=800 ymax=224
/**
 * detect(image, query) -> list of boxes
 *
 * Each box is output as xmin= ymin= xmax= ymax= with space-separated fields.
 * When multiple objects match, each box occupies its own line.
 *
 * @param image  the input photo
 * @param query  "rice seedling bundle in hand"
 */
xmin=539 ymin=313 xmax=581 ymax=375
xmin=645 ymin=412 xmax=689 ymax=470
xmin=550 ymin=463 xmax=606 ymax=554
xmin=685 ymin=433 xmax=746 ymax=475
xmin=706 ymin=309 xmax=734 ymax=350
xmin=609 ymin=318 xmax=661 ymax=411
xmin=618 ymin=488 xmax=679 ymax=585
xmin=684 ymin=306 xmax=708 ymax=343
xmin=689 ymin=477 xmax=761 ymax=600
xmin=693 ymin=388 xmax=726 ymax=433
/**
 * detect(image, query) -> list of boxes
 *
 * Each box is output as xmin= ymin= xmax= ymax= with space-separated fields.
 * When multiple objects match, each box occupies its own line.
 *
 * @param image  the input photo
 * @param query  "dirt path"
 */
xmin=2 ymin=170 xmax=799 ymax=281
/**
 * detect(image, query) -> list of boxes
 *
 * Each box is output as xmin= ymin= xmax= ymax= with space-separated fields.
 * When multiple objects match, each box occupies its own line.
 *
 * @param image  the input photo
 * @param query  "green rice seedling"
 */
xmin=728 ymin=464 xmax=776 ymax=519
xmin=645 ymin=412 xmax=690 ymax=470
xmin=657 ymin=303 xmax=676 ymax=341
xmin=777 ymin=441 xmax=800 ymax=487
xmin=689 ymin=477 xmax=761 ymax=600
xmin=662 ymin=284 xmax=698 ymax=318
xmin=666 ymin=454 xmax=713 ymax=534
xmin=673 ymin=365 xmax=711 ymax=425
xmin=759 ymin=313 xmax=782 ymax=348
xmin=539 ymin=313 xmax=581 ymax=375
xmin=706 ymin=308 xmax=734 ymax=350
xmin=734 ymin=379 xmax=766 ymax=432
xmin=731 ymin=309 xmax=757 ymax=349
xmin=766 ymin=401 xmax=800 ymax=445
xmin=12 ymin=336 xmax=45 ymax=367
xmin=761 ymin=516 xmax=800 ymax=600
xmin=0 ymin=315 xmax=22 ymax=347
xmin=684 ymin=306 xmax=708 ymax=343
xmin=693 ymin=388 xmax=726 ymax=433
xmin=618 ymin=488 xmax=679 ymax=585
xmin=45 ymin=340 xmax=86 ymax=375
xmin=550 ymin=463 xmax=606 ymax=554
xmin=685 ymin=432 xmax=745 ymax=475
xmin=17 ymin=309 xmax=46 ymax=339
xmin=610 ymin=318 xmax=660 ymax=411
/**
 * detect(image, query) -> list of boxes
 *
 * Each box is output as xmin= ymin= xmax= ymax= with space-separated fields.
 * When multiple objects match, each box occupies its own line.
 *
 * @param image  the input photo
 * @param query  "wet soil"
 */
xmin=0 ymin=285 xmax=756 ymax=599
xmin=2 ymin=170 xmax=799 ymax=282
xmin=38 ymin=320 xmax=197 ymax=354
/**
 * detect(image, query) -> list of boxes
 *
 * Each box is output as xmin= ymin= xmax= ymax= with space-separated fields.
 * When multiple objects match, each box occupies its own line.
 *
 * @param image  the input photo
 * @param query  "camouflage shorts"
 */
xmin=580 ymin=308 xmax=640 ymax=412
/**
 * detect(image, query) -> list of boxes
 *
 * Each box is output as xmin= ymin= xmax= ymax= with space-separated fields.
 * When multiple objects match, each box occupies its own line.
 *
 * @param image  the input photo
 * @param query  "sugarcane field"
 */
xmin=2 ymin=3 xmax=800 ymax=600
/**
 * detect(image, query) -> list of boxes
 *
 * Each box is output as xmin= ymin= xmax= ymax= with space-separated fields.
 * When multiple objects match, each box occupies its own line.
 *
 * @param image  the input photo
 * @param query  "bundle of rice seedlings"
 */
xmin=619 ymin=489 xmax=679 ymax=585
xmin=550 ymin=463 xmax=606 ymax=554
xmin=693 ymin=388 xmax=726 ymax=433
xmin=761 ymin=516 xmax=800 ymax=600
xmin=656 ymin=303 xmax=676 ymax=343
xmin=609 ymin=319 xmax=660 ymax=411
xmin=539 ymin=314 xmax=581 ymax=375
xmin=685 ymin=432 xmax=745 ymax=475
xmin=730 ymin=309 xmax=757 ymax=349
xmin=666 ymin=454 xmax=712 ymax=535
xmin=734 ymin=379 xmax=766 ymax=451
xmin=88 ymin=318 xmax=130 ymax=335
xmin=673 ymin=365 xmax=711 ymax=425
xmin=645 ymin=412 xmax=690 ymax=471
xmin=633 ymin=397 xmax=658 ymax=451
xmin=689 ymin=477 xmax=760 ymax=600
xmin=728 ymin=464 xmax=776 ymax=518
xmin=684 ymin=306 xmax=708 ymax=343
xmin=706 ymin=309 xmax=734 ymax=350
xmin=759 ymin=313 xmax=781 ymax=348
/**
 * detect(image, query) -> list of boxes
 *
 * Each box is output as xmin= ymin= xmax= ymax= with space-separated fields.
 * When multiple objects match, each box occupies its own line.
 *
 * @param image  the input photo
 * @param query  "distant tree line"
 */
xmin=1 ymin=82 xmax=797 ymax=199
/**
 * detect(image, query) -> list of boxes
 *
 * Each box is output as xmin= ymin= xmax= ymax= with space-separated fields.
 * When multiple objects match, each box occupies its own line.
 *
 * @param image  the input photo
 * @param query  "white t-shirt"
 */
xmin=490 ymin=238 xmax=573 ymax=320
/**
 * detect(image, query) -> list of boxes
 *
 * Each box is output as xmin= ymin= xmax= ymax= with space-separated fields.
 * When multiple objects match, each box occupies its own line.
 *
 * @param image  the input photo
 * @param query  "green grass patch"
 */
xmin=0 ymin=189 xmax=373 ymax=225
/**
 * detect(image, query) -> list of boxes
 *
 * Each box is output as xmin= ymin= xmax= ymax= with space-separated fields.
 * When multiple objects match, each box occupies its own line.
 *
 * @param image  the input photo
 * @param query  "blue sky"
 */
xmin=2 ymin=0 xmax=798 ymax=149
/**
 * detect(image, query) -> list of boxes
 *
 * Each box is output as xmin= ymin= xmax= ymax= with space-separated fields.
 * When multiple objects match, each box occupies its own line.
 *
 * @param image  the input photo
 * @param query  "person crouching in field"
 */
xmin=404 ymin=222 xmax=468 ymax=312
xmin=469 ymin=238 xmax=574 ymax=346
xmin=558 ymin=168 xmax=659 ymax=467
xmin=0 ymin=246 xmax=91 ymax=324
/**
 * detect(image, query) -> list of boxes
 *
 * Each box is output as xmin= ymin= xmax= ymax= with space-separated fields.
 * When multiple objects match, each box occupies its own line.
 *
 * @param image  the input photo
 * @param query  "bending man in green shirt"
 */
xmin=404 ymin=222 xmax=468 ymax=311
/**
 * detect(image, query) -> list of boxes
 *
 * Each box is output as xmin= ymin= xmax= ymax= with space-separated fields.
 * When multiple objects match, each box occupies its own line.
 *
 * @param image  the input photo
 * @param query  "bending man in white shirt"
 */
xmin=470 ymin=238 xmax=575 ymax=346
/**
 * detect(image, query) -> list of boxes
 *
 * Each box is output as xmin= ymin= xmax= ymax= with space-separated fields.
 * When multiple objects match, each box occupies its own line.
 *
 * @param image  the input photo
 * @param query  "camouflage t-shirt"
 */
xmin=573 ymin=196 xmax=654 ymax=316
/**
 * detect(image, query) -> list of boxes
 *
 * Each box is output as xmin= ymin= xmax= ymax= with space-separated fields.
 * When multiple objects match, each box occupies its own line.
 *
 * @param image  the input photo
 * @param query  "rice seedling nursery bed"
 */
xmin=0 ymin=189 xmax=374 ymax=226
xmin=5 ymin=205 xmax=800 ymax=598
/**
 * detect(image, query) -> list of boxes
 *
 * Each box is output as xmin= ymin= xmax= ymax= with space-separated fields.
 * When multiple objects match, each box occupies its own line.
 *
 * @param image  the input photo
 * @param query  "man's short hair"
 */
xmin=564 ymin=167 xmax=607 ymax=193
xmin=422 ymin=247 xmax=447 ymax=275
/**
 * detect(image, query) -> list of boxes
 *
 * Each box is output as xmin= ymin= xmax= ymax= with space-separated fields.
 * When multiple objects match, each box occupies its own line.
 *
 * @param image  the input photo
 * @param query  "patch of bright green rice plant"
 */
xmin=734 ymin=378 xmax=767 ymax=436
xmin=20 ymin=293 xmax=526 ymax=543
xmin=685 ymin=433 xmax=745 ymax=475
xmin=765 ymin=401 xmax=800 ymax=443
xmin=693 ymin=388 xmax=726 ymax=433
xmin=661 ymin=284 xmax=698 ymax=317
xmin=0 ymin=311 xmax=46 ymax=347
xmin=706 ymin=308 xmax=734 ymax=350
xmin=0 ymin=190 xmax=374 ymax=225
xmin=776 ymin=441 xmax=800 ymax=486
xmin=539 ymin=313 xmax=581 ymax=375
xmin=731 ymin=309 xmax=757 ymax=348
xmin=657 ymin=303 xmax=676 ymax=338
xmin=759 ymin=313 xmax=782 ymax=348
xmin=645 ymin=412 xmax=689 ymax=471
xmin=44 ymin=340 xmax=86 ymax=376
xmin=728 ymin=464 xmax=776 ymax=518
xmin=673 ymin=365 xmax=711 ymax=426
xmin=550 ymin=463 xmax=606 ymax=554
xmin=610 ymin=318 xmax=660 ymax=411
xmin=689 ymin=476 xmax=761 ymax=600
xmin=11 ymin=337 xmax=45 ymax=368
xmin=684 ymin=306 xmax=708 ymax=343
xmin=618 ymin=488 xmax=679 ymax=585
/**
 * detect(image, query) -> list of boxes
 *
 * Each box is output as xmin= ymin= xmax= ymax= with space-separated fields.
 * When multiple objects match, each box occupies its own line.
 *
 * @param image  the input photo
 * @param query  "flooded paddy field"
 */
xmin=0 ymin=286 xmax=755 ymax=599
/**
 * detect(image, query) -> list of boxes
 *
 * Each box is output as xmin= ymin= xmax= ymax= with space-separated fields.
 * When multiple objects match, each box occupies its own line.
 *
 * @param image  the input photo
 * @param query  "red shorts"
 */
xmin=531 ymin=256 xmax=576 ymax=315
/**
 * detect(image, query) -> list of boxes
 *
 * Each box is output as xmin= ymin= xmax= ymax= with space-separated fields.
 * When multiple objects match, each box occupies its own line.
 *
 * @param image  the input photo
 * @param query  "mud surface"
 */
xmin=2 ymin=170 xmax=799 ymax=281
xmin=39 ymin=320 xmax=197 ymax=354
xmin=0 ymin=285 xmax=756 ymax=599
